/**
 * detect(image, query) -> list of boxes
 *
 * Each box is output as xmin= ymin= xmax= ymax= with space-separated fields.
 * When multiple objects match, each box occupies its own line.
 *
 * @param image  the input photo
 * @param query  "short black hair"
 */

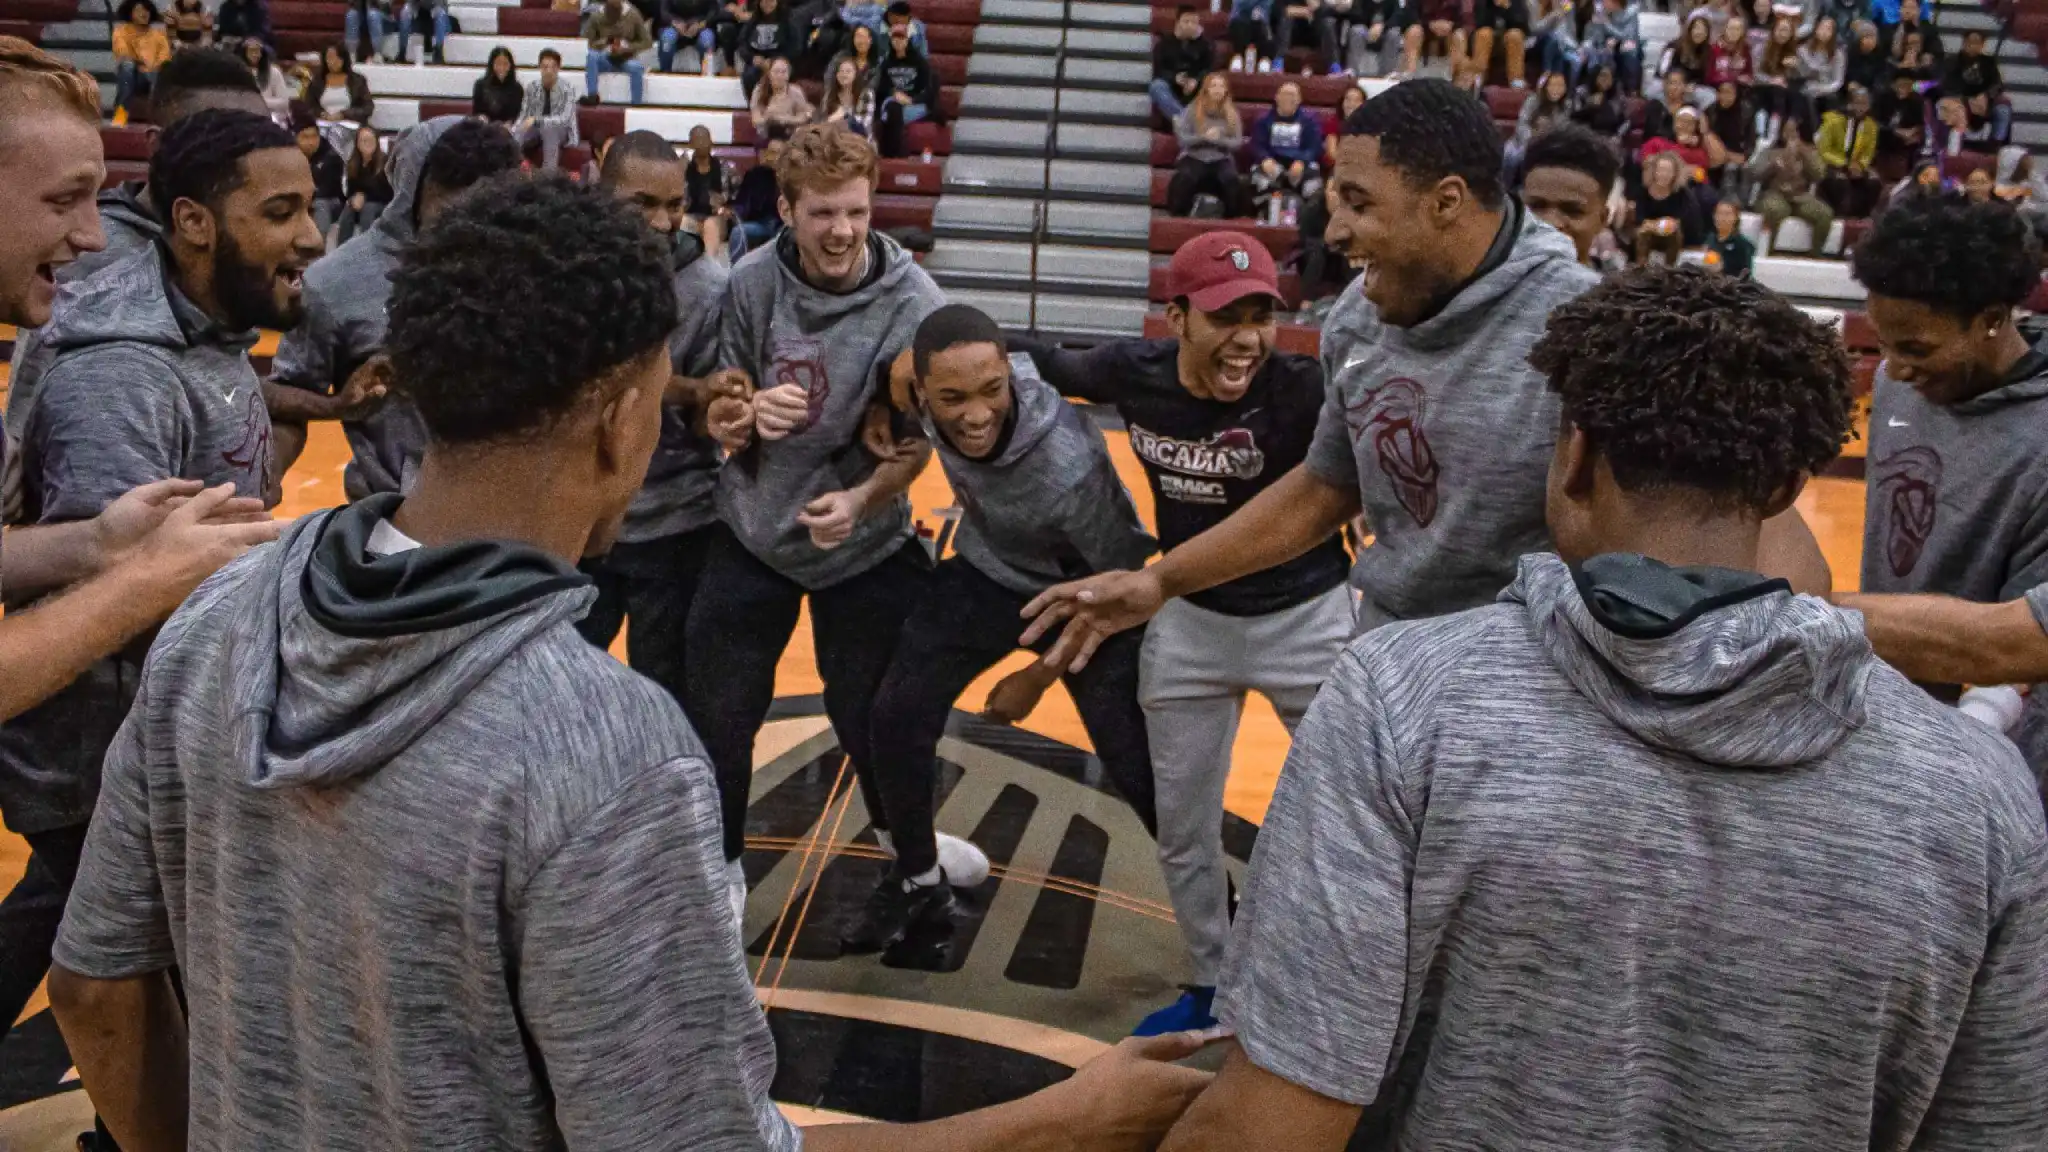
xmin=1528 ymin=264 xmax=1851 ymax=512
xmin=599 ymin=129 xmax=680 ymax=185
xmin=1522 ymin=124 xmax=1619 ymax=195
xmin=1663 ymin=62 xmax=1688 ymax=82
xmin=912 ymin=303 xmax=1007 ymax=380
xmin=150 ymin=45 xmax=260 ymax=123
xmin=1853 ymin=196 xmax=2041 ymax=318
xmin=419 ymin=119 xmax=523 ymax=196
xmin=149 ymin=107 xmax=297 ymax=219
xmin=118 ymin=0 xmax=159 ymax=21
xmin=538 ymin=46 xmax=562 ymax=64
xmin=1175 ymin=3 xmax=1197 ymax=13
xmin=1343 ymin=78 xmax=1505 ymax=209
xmin=387 ymin=174 xmax=679 ymax=445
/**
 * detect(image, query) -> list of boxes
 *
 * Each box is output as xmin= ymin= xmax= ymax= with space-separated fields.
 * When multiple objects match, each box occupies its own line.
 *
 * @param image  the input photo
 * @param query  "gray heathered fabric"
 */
xmin=0 ymin=242 xmax=274 ymax=836
xmin=1220 ymin=550 xmax=2048 ymax=1149
xmin=923 ymin=352 xmax=1156 ymax=596
xmin=268 ymin=117 xmax=457 ymax=500
xmin=619 ymin=244 xmax=728 ymax=544
xmin=1861 ymin=357 xmax=2048 ymax=786
xmin=1303 ymin=211 xmax=1601 ymax=633
xmin=714 ymin=233 xmax=944 ymax=590
xmin=53 ymin=510 xmax=803 ymax=1152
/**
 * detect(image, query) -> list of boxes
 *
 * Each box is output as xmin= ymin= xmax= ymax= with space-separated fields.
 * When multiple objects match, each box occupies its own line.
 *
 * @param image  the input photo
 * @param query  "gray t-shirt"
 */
xmin=619 ymin=245 xmax=729 ymax=545
xmin=1221 ymin=551 xmax=2048 ymax=1148
xmin=1303 ymin=209 xmax=1600 ymax=632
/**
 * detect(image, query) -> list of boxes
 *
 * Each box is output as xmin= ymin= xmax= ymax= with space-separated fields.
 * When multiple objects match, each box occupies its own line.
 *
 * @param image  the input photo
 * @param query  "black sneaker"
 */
xmin=842 ymin=870 xmax=955 ymax=955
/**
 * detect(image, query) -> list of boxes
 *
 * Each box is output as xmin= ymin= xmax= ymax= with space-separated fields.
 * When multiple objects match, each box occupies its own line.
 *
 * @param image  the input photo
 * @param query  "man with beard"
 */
xmin=267 ymin=117 xmax=521 ymax=487
xmin=0 ymin=40 xmax=281 ymax=1061
xmin=1838 ymin=198 xmax=2048 ymax=798
xmin=0 ymin=107 xmax=318 ymax=1052
xmin=575 ymin=130 xmax=739 ymax=714
xmin=1022 ymin=81 xmax=1828 ymax=669
xmin=687 ymin=123 xmax=959 ymax=916
xmin=993 ymin=233 xmax=1351 ymax=1037
xmin=847 ymin=304 xmax=1158 ymax=954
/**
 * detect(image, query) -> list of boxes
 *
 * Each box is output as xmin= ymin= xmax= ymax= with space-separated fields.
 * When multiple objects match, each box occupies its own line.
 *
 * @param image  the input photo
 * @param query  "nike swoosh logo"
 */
xmin=1887 ymin=417 xmax=1910 ymax=428
xmin=1342 ymin=356 xmax=1371 ymax=373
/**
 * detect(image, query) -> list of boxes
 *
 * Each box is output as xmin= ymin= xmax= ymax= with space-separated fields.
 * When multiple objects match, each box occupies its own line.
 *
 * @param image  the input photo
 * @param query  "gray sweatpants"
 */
xmin=1139 ymin=584 xmax=1354 ymax=986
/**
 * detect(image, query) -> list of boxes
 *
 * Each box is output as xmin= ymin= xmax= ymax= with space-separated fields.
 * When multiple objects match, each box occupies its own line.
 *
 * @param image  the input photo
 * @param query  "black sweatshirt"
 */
xmin=876 ymin=45 xmax=934 ymax=106
xmin=1154 ymin=34 xmax=1211 ymax=87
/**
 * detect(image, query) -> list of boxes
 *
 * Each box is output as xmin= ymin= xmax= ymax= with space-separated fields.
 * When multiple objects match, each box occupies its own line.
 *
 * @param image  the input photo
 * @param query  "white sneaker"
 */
xmin=873 ymin=829 xmax=989 ymax=889
xmin=725 ymin=858 xmax=747 ymax=928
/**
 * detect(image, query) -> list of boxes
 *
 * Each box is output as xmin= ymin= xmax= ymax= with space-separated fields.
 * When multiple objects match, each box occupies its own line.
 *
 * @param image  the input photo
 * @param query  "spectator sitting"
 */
xmin=1306 ymin=0 xmax=1355 ymax=77
xmin=1703 ymin=196 xmax=1754 ymax=275
xmin=819 ymin=53 xmax=875 ymax=134
xmin=1817 ymin=81 xmax=1879 ymax=217
xmin=1875 ymin=156 xmax=1944 ymax=214
xmin=1945 ymin=30 xmax=2009 ymax=141
xmin=518 ymin=48 xmax=581 ymax=168
xmin=1994 ymin=146 xmax=2048 ymax=227
xmin=1641 ymin=104 xmax=1712 ymax=179
xmin=1705 ymin=79 xmax=1753 ymax=194
xmin=586 ymin=0 xmax=654 ymax=106
xmin=732 ymin=129 xmax=788 ymax=248
xmin=1152 ymin=5 xmax=1212 ymax=121
xmin=238 ymin=38 xmax=292 ymax=120
xmin=1509 ymin=70 xmax=1574 ymax=178
xmin=112 ymin=0 xmax=172 ymax=123
xmin=344 ymin=0 xmax=410 ymax=64
xmin=1933 ymin=93 xmax=1996 ymax=158
xmin=1962 ymin=165 xmax=1996 ymax=204
xmin=170 ymin=0 xmax=213 ymax=47
xmin=1572 ymin=64 xmax=1626 ymax=136
xmin=1251 ymin=80 xmax=1324 ymax=214
xmin=828 ymin=21 xmax=880 ymax=88
xmin=294 ymin=104 xmax=348 ymax=244
xmin=874 ymin=11 xmax=933 ymax=158
xmin=1529 ymin=0 xmax=1578 ymax=86
xmin=339 ymin=123 xmax=393 ymax=244
xmin=682 ymin=123 xmax=735 ymax=253
xmin=1583 ymin=0 xmax=1641 ymax=95
xmin=836 ymin=0 xmax=927 ymax=52
xmin=1630 ymin=150 xmax=1705 ymax=263
xmin=1842 ymin=19 xmax=1885 ymax=95
xmin=1660 ymin=16 xmax=1713 ymax=94
xmin=1707 ymin=15 xmax=1752 ymax=89
xmin=217 ymin=0 xmax=270 ymax=45
xmin=472 ymin=46 xmax=523 ymax=123
xmin=1170 ymin=71 xmax=1248 ymax=217
xmin=736 ymin=0 xmax=795 ymax=97
xmin=1798 ymin=15 xmax=1845 ymax=111
xmin=1874 ymin=64 xmax=1924 ymax=164
xmin=1684 ymin=0 xmax=1733 ymax=38
xmin=307 ymin=42 xmax=375 ymax=127
xmin=1401 ymin=0 xmax=1467 ymax=79
xmin=1741 ymin=0 xmax=1769 ymax=58
xmin=1750 ymin=14 xmax=1808 ymax=137
xmin=1228 ymin=0 xmax=1277 ymax=67
xmin=750 ymin=55 xmax=814 ymax=135
xmin=1750 ymin=114 xmax=1832 ymax=250
xmin=1347 ymin=0 xmax=1404 ymax=76
xmin=1642 ymin=67 xmax=1697 ymax=143
xmin=1882 ymin=0 xmax=1941 ymax=72
xmin=658 ymin=0 xmax=718 ymax=72
xmin=1467 ymin=0 xmax=1528 ymax=90
xmin=1321 ymin=80 xmax=1366 ymax=169
xmin=1522 ymin=123 xmax=1623 ymax=266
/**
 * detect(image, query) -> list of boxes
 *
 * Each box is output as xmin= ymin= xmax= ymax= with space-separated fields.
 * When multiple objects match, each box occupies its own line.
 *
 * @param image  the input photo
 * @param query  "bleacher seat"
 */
xmin=1149 ymin=215 xmax=1294 ymax=258
xmin=101 ymin=124 xmax=155 ymax=162
xmin=1142 ymin=311 xmax=1321 ymax=355
xmin=0 ymin=18 xmax=43 ymax=42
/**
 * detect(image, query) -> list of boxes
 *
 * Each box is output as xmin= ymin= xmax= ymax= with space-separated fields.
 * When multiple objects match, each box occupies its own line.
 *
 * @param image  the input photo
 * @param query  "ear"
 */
xmin=1429 ymin=174 xmax=1469 ymax=227
xmin=168 ymin=196 xmax=218 ymax=252
xmin=1977 ymin=304 xmax=2013 ymax=339
xmin=1760 ymin=473 xmax=1808 ymax=519
xmin=1164 ymin=300 xmax=1189 ymax=341
xmin=1557 ymin=421 xmax=1597 ymax=498
xmin=777 ymin=192 xmax=793 ymax=226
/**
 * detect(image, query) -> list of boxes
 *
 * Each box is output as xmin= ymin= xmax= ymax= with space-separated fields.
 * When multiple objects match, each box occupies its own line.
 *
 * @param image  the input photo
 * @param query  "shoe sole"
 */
xmin=841 ymin=890 xmax=957 ymax=955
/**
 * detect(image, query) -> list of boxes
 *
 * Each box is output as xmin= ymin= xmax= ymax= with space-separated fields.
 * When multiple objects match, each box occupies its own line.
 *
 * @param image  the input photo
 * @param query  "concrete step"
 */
xmin=2016 ymin=118 xmax=2048 ymax=147
xmin=944 ymin=153 xmax=1053 ymax=195
xmin=1029 ymin=291 xmax=1150 ymax=337
xmin=1058 ymin=87 xmax=1150 ymax=126
xmin=952 ymin=116 xmax=1052 ymax=155
xmin=1938 ymin=7 xmax=2000 ymax=31
xmin=1044 ymin=199 xmax=1152 ymax=245
xmin=39 ymin=19 xmax=108 ymax=47
xmin=960 ymin=83 xmax=1056 ymax=118
xmin=1049 ymin=157 xmax=1151 ymax=201
xmin=940 ymin=287 xmax=1039 ymax=329
xmin=2007 ymin=61 xmax=2048 ymax=92
xmin=1054 ymin=122 xmax=1152 ymax=161
xmin=1062 ymin=55 xmax=1151 ymax=89
xmin=967 ymin=51 xmax=1059 ymax=83
xmin=974 ymin=23 xmax=1063 ymax=53
xmin=2011 ymin=88 xmax=2048 ymax=116
xmin=977 ymin=0 xmax=1150 ymax=27
xmin=923 ymin=241 xmax=1151 ymax=295
xmin=62 ymin=47 xmax=113 ymax=77
xmin=933 ymin=193 xmax=1041 ymax=239
xmin=1063 ymin=28 xmax=1149 ymax=58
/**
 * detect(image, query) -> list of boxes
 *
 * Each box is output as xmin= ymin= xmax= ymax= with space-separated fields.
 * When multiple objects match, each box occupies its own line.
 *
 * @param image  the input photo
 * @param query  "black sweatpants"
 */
xmin=1169 ymin=155 xmax=1249 ymax=218
xmin=0 ymin=822 xmax=89 ymax=1043
xmin=683 ymin=525 xmax=931 ymax=862
xmin=574 ymin=524 xmax=716 ymax=708
xmin=869 ymin=558 xmax=1156 ymax=878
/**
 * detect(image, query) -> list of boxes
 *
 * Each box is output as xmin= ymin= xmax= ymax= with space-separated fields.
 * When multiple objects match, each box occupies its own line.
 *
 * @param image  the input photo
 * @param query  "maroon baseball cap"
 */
xmin=1168 ymin=231 xmax=1282 ymax=313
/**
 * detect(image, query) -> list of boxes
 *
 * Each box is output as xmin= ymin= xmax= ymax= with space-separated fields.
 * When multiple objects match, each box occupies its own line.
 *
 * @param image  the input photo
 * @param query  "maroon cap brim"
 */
xmin=1185 ymin=278 xmax=1283 ymax=313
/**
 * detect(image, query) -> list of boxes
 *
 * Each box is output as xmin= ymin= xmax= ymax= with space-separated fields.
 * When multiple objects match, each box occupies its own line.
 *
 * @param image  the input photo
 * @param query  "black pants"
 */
xmin=0 ymin=823 xmax=89 ymax=1044
xmin=574 ymin=525 xmax=716 ymax=709
xmin=683 ymin=525 xmax=931 ymax=862
xmin=1170 ymin=155 xmax=1248 ymax=217
xmin=870 ymin=559 xmax=1156 ymax=878
xmin=1228 ymin=13 xmax=1274 ymax=57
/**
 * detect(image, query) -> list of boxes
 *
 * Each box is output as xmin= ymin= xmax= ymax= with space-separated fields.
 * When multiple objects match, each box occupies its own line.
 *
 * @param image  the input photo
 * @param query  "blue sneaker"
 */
xmin=1132 ymin=985 xmax=1218 ymax=1037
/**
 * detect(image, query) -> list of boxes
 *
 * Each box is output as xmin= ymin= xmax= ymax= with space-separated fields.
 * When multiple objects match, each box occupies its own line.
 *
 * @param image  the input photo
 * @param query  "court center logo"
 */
xmin=1874 ymin=446 xmax=1943 ymax=578
xmin=1347 ymin=377 xmax=1441 ymax=528
xmin=770 ymin=337 xmax=831 ymax=433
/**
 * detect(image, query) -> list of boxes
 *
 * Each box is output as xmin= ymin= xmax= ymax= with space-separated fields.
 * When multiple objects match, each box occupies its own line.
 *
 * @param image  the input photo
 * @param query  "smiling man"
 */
xmin=1519 ymin=123 xmax=1620 ymax=267
xmin=1838 ymin=197 xmax=2048 ymax=795
xmin=1011 ymin=232 xmax=1351 ymax=1037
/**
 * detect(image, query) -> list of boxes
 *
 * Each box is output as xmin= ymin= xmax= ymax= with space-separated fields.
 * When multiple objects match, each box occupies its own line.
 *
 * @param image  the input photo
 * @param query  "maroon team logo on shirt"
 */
xmin=221 ymin=386 xmax=273 ymax=499
xmin=770 ymin=337 xmax=830 ymax=433
xmin=1874 ymin=445 xmax=1943 ymax=578
xmin=1346 ymin=377 xmax=1440 ymax=528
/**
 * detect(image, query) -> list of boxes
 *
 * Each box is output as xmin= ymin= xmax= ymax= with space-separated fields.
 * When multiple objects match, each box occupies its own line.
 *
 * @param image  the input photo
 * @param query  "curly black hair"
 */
xmin=386 ymin=173 xmax=679 ymax=446
xmin=1343 ymin=77 xmax=1505 ymax=209
xmin=150 ymin=44 xmax=260 ymax=123
xmin=419 ymin=118 xmax=523 ymax=196
xmin=148 ymin=107 xmax=296 ymax=219
xmin=1528 ymin=264 xmax=1852 ymax=512
xmin=1522 ymin=123 xmax=1620 ymax=195
xmin=1852 ymin=196 xmax=2041 ymax=319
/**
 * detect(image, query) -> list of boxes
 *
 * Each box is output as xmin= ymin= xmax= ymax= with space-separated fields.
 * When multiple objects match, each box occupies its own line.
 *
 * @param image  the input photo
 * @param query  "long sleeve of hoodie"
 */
xmin=1253 ymin=111 xmax=1322 ymax=166
xmin=51 ymin=681 xmax=177 ymax=981
xmin=514 ymin=759 xmax=801 ymax=1152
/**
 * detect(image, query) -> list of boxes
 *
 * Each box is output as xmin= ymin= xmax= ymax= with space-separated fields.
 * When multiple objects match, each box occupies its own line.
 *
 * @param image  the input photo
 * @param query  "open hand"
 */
xmin=95 ymin=478 xmax=268 ymax=567
xmin=1019 ymin=568 xmax=1167 ymax=673
xmin=335 ymin=354 xmax=392 ymax=420
xmin=125 ymin=484 xmax=281 ymax=612
xmin=1047 ymin=1032 xmax=1219 ymax=1152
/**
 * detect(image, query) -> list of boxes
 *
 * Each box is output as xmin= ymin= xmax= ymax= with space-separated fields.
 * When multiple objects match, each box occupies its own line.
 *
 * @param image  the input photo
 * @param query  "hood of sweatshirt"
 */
xmin=1379 ymin=203 xmax=1584 ymax=354
xmin=1946 ymin=342 xmax=2048 ymax=414
xmin=372 ymin=114 xmax=462 ymax=246
xmin=1508 ymin=551 xmax=1871 ymax=768
xmin=36 ymin=240 xmax=258 ymax=357
xmin=769 ymin=228 xmax=922 ymax=329
xmin=239 ymin=495 xmax=596 ymax=789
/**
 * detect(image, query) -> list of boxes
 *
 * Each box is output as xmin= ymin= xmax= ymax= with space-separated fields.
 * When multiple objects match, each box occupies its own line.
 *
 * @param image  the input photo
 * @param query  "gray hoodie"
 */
xmin=0 ymin=240 xmax=275 ymax=836
xmin=269 ymin=116 xmax=456 ymax=500
xmin=923 ymin=353 xmax=1156 ymax=596
xmin=53 ymin=497 xmax=802 ymax=1151
xmin=716 ymin=230 xmax=944 ymax=589
xmin=620 ymin=235 xmax=728 ymax=544
xmin=1221 ymin=550 xmax=2048 ymax=1149
xmin=1304 ymin=206 xmax=1601 ymax=632
xmin=1861 ymin=351 xmax=2048 ymax=785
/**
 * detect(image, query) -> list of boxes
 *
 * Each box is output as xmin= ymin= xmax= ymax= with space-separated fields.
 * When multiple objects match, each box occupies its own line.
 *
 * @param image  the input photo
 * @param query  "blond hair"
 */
xmin=773 ymin=122 xmax=878 ymax=205
xmin=0 ymin=35 xmax=100 ymax=123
